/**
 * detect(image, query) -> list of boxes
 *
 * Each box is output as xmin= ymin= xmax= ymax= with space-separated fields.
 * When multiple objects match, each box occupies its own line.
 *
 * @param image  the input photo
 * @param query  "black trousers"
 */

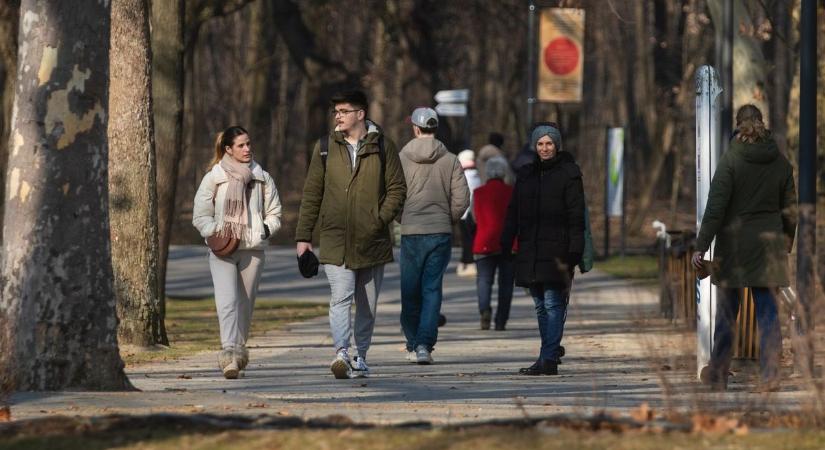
xmin=459 ymin=217 xmax=475 ymax=264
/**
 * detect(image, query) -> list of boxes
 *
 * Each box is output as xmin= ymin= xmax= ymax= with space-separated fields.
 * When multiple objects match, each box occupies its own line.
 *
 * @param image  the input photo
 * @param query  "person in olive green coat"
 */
xmin=295 ymin=90 xmax=406 ymax=380
xmin=692 ymin=104 xmax=797 ymax=392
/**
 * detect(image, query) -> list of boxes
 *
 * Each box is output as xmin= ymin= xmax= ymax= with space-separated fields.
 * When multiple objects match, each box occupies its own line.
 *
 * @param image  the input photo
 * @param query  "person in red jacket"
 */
xmin=472 ymin=156 xmax=515 ymax=330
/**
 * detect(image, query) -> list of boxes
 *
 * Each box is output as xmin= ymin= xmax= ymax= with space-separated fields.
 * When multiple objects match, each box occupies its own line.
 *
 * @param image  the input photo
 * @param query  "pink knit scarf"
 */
xmin=218 ymin=154 xmax=253 ymax=239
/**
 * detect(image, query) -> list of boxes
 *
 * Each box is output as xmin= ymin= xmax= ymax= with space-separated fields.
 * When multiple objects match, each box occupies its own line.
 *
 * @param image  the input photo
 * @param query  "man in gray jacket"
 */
xmin=399 ymin=107 xmax=470 ymax=364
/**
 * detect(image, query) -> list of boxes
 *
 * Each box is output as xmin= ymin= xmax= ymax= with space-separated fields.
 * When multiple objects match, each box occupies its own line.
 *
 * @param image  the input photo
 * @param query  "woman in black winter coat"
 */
xmin=501 ymin=123 xmax=585 ymax=376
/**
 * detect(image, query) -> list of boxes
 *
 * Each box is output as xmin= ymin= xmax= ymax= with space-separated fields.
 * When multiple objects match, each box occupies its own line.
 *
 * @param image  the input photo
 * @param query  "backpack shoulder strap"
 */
xmin=319 ymin=137 xmax=329 ymax=168
xmin=378 ymin=135 xmax=386 ymax=194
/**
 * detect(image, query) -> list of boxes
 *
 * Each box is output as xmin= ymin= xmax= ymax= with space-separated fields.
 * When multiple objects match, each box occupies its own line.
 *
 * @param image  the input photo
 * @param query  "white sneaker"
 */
xmin=350 ymin=356 xmax=370 ymax=378
xmin=415 ymin=345 xmax=433 ymax=365
xmin=406 ymin=351 xmax=417 ymax=363
xmin=456 ymin=263 xmax=477 ymax=278
xmin=330 ymin=349 xmax=352 ymax=379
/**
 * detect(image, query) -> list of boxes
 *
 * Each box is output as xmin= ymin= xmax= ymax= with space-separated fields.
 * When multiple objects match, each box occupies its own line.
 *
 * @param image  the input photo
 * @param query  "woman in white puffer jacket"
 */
xmin=192 ymin=125 xmax=282 ymax=379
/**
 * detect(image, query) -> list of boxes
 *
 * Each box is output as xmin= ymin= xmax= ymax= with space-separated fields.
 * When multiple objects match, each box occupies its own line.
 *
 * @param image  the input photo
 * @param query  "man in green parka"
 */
xmin=296 ymin=90 xmax=406 ymax=379
xmin=692 ymin=105 xmax=797 ymax=392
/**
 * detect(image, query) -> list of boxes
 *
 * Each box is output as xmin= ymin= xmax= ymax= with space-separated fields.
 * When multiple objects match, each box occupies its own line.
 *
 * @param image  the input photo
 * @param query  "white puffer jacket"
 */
xmin=192 ymin=161 xmax=282 ymax=250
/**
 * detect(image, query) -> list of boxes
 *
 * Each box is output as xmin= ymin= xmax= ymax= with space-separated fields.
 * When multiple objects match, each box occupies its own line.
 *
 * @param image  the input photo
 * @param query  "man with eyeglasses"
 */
xmin=295 ymin=89 xmax=406 ymax=379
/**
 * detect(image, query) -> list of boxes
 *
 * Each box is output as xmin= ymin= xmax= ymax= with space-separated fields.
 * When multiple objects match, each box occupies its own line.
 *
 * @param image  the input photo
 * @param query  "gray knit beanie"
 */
xmin=485 ymin=156 xmax=509 ymax=180
xmin=530 ymin=125 xmax=562 ymax=152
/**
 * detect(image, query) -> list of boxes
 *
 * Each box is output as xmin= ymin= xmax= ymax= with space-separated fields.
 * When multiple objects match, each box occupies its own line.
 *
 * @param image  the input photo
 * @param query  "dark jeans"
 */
xmin=709 ymin=287 xmax=781 ymax=383
xmin=529 ymin=284 xmax=569 ymax=361
xmin=400 ymin=234 xmax=452 ymax=352
xmin=476 ymin=254 xmax=514 ymax=327
xmin=459 ymin=218 xmax=475 ymax=264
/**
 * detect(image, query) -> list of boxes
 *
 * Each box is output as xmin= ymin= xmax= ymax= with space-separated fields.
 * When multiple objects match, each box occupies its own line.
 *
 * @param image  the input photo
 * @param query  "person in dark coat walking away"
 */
xmin=472 ymin=156 xmax=515 ymax=330
xmin=501 ymin=123 xmax=585 ymax=376
xmin=692 ymin=104 xmax=797 ymax=392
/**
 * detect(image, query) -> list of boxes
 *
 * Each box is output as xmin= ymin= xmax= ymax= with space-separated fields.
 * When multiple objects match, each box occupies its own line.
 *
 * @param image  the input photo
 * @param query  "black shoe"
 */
xmin=558 ymin=345 xmax=565 ymax=358
xmin=494 ymin=323 xmax=506 ymax=331
xmin=699 ymin=365 xmax=727 ymax=391
xmin=480 ymin=308 xmax=491 ymax=330
xmin=518 ymin=359 xmax=540 ymax=374
xmin=519 ymin=359 xmax=558 ymax=376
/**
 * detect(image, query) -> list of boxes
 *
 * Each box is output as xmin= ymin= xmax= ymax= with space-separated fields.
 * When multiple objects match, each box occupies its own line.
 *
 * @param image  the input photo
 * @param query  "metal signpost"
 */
xmin=795 ymin=0 xmax=817 ymax=377
xmin=434 ymin=89 xmax=470 ymax=149
xmin=695 ymin=65 xmax=722 ymax=378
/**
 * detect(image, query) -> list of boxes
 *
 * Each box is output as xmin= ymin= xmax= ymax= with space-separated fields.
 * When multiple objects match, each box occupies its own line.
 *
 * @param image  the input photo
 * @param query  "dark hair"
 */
xmin=211 ymin=125 xmax=248 ymax=167
xmin=417 ymin=124 xmax=438 ymax=135
xmin=735 ymin=104 xmax=768 ymax=144
xmin=330 ymin=89 xmax=369 ymax=116
xmin=488 ymin=132 xmax=504 ymax=148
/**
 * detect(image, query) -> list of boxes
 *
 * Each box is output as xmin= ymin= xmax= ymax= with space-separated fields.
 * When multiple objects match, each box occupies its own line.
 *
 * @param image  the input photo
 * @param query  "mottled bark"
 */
xmin=150 ymin=0 xmax=184 ymax=345
xmin=0 ymin=0 xmax=130 ymax=391
xmin=109 ymin=0 xmax=162 ymax=347
xmin=707 ymin=0 xmax=770 ymax=123
xmin=0 ymin=1 xmax=19 ymax=246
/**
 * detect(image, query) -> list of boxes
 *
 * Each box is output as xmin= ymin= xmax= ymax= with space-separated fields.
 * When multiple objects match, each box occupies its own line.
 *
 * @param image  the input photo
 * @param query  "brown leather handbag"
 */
xmin=208 ymin=194 xmax=239 ymax=257
xmin=207 ymin=234 xmax=239 ymax=257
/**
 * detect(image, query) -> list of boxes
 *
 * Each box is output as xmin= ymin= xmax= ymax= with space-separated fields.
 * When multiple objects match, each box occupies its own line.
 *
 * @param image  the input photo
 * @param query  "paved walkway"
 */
xmin=9 ymin=246 xmax=812 ymax=424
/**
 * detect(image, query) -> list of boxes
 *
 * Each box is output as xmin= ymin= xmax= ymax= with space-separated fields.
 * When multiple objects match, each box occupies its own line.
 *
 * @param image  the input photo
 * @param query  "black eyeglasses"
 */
xmin=331 ymin=108 xmax=362 ymax=117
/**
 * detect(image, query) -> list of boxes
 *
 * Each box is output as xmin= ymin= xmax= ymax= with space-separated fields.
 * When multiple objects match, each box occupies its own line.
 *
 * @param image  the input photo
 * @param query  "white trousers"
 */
xmin=209 ymin=249 xmax=265 ymax=350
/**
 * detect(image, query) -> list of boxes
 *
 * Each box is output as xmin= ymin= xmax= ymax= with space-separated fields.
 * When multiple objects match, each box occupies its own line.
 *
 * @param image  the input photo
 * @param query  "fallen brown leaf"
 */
xmin=630 ymin=402 xmax=654 ymax=422
xmin=0 ymin=406 xmax=10 ymax=422
xmin=691 ymin=414 xmax=748 ymax=435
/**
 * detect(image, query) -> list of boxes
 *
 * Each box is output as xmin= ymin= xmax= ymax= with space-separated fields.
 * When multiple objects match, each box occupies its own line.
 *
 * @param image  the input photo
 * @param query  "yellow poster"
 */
xmin=538 ymin=8 xmax=585 ymax=103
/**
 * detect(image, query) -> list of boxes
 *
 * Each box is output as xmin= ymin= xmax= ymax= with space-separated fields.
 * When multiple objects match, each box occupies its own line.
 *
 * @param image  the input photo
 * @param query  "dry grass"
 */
xmin=596 ymin=255 xmax=658 ymax=280
xmin=4 ymin=426 xmax=825 ymax=450
xmin=120 ymin=298 xmax=327 ymax=366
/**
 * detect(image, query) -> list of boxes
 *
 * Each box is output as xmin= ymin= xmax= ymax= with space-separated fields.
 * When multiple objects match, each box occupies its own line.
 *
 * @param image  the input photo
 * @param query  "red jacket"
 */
xmin=472 ymin=179 xmax=514 ymax=254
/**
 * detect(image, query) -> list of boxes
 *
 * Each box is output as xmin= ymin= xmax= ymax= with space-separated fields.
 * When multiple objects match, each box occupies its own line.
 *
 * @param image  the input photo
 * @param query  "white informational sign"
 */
xmin=434 ymin=103 xmax=467 ymax=117
xmin=695 ymin=65 xmax=722 ymax=379
xmin=434 ymin=89 xmax=469 ymax=104
xmin=605 ymin=127 xmax=624 ymax=217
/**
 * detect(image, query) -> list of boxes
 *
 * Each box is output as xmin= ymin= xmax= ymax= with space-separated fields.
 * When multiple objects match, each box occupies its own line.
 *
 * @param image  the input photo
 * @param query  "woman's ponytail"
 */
xmin=209 ymin=126 xmax=249 ymax=168
xmin=735 ymin=104 xmax=768 ymax=144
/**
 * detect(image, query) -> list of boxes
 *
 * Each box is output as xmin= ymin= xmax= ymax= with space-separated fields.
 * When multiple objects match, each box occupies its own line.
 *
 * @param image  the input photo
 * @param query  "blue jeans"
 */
xmin=709 ymin=287 xmax=781 ymax=383
xmin=476 ymin=254 xmax=514 ymax=326
xmin=400 ymin=234 xmax=452 ymax=352
xmin=529 ymin=284 xmax=569 ymax=361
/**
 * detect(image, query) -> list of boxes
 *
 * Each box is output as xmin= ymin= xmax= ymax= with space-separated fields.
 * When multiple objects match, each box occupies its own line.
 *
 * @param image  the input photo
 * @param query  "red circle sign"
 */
xmin=543 ymin=37 xmax=580 ymax=75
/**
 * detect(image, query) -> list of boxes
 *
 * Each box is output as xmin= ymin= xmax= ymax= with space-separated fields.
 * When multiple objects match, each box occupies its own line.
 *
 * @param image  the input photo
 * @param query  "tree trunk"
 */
xmin=0 ymin=1 xmax=19 ymax=246
xmin=150 ymin=0 xmax=184 ymax=346
xmin=109 ymin=0 xmax=162 ymax=347
xmin=707 ymin=0 xmax=770 ymax=123
xmin=0 ymin=0 xmax=130 ymax=391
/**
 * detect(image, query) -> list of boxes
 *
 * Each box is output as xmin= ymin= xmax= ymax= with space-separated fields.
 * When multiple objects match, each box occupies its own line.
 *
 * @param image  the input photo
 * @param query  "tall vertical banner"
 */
xmin=538 ymin=8 xmax=584 ymax=103
xmin=695 ymin=65 xmax=722 ymax=378
xmin=605 ymin=128 xmax=624 ymax=217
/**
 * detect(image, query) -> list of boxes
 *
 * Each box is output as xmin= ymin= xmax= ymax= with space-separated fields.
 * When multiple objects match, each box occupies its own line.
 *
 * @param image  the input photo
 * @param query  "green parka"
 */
xmin=696 ymin=135 xmax=797 ymax=288
xmin=295 ymin=121 xmax=406 ymax=269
